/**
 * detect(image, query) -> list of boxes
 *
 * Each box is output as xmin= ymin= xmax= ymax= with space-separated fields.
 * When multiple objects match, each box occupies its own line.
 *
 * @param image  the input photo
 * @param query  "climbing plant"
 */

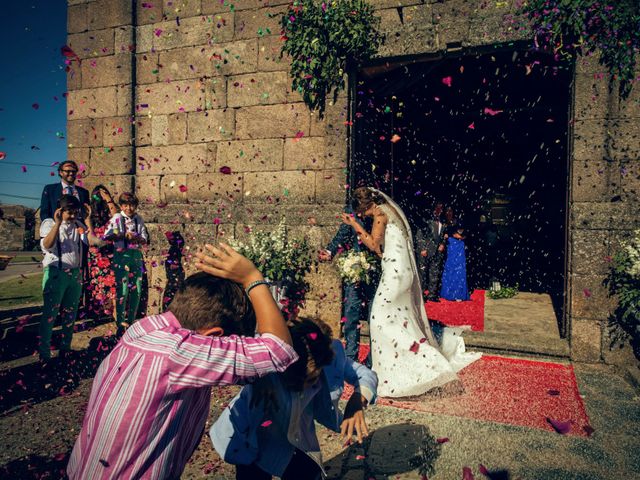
xmin=280 ymin=0 xmax=383 ymax=117
xmin=520 ymin=0 xmax=640 ymax=99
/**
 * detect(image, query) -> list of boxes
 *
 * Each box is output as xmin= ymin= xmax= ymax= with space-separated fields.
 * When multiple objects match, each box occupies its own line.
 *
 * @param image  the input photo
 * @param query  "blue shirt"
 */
xmin=210 ymin=340 xmax=378 ymax=476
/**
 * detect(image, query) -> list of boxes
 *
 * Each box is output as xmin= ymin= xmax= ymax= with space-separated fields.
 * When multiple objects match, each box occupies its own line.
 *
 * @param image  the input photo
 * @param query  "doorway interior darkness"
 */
xmin=351 ymin=46 xmax=574 ymax=335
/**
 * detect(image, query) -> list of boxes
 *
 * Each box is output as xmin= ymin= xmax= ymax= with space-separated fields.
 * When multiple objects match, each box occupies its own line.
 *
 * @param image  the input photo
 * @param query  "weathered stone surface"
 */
xmin=135 ymin=116 xmax=152 ymax=146
xmin=257 ymin=36 xmax=291 ymax=72
xmin=573 ymin=119 xmax=608 ymax=162
xmin=210 ymin=39 xmax=258 ymax=76
xmin=188 ymin=172 xmax=244 ymax=202
xmin=114 ymin=26 xmax=134 ymax=53
xmin=284 ymin=137 xmax=326 ymax=170
xmin=136 ymin=143 xmax=212 ymax=175
xmin=187 ymin=109 xmax=235 ymax=142
xmin=135 ymin=174 xmax=161 ymax=204
xmin=571 ymin=159 xmax=618 ymax=203
xmin=68 ymin=29 xmax=115 ymax=59
xmin=621 ymin=160 xmax=640 ymax=201
xmin=571 ymin=230 xmax=610 ymax=276
xmin=136 ymin=80 xmax=206 ymax=115
xmin=159 ymin=45 xmax=212 ymax=82
xmin=151 ymin=115 xmax=169 ymax=146
xmin=136 ymin=24 xmax=155 ymax=53
xmin=68 ymin=118 xmax=103 ymax=148
xmin=244 ymin=170 xmax=315 ymax=204
xmin=81 ymin=174 xmax=134 ymax=199
xmin=202 ymin=0 xmax=289 ymax=14
xmin=67 ymin=65 xmax=82 ymax=91
xmin=87 ymin=0 xmax=132 ymax=30
xmin=161 ymin=174 xmax=189 ymax=202
xmin=68 ymin=3 xmax=88 ymax=33
xmin=68 ymin=86 xmax=118 ymax=119
xmin=168 ymin=113 xmax=188 ymax=144
xmin=163 ymin=0 xmax=202 ymax=20
xmin=90 ymin=146 xmax=134 ymax=175
xmin=234 ymin=6 xmax=286 ymax=40
xmin=117 ymin=85 xmax=133 ymax=116
xmin=610 ymin=119 xmax=640 ymax=161
xmin=236 ymin=103 xmax=310 ymax=139
xmin=570 ymin=274 xmax=615 ymax=321
xmin=574 ymin=73 xmax=611 ymax=121
xmin=307 ymin=263 xmax=341 ymax=301
xmin=227 ymin=71 xmax=291 ymax=107
xmin=102 ymin=116 xmax=132 ymax=147
xmin=204 ymin=77 xmax=227 ymax=109
xmin=316 ymin=169 xmax=347 ymax=204
xmin=137 ymin=52 xmax=160 ymax=85
xmin=570 ymin=319 xmax=602 ymax=363
xmin=153 ymin=15 xmax=234 ymax=51
xmin=81 ymin=54 xmax=132 ymax=88
xmin=377 ymin=5 xmax=437 ymax=57
xmin=216 ymin=139 xmax=283 ymax=172
xmin=136 ymin=1 xmax=164 ymax=26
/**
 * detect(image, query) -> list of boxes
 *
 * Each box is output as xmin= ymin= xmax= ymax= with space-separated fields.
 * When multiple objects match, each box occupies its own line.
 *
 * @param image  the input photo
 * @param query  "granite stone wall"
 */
xmin=68 ymin=0 xmax=640 ymax=366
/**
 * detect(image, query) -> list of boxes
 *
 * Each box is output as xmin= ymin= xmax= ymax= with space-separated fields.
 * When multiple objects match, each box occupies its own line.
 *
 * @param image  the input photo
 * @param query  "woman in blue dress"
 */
xmin=440 ymin=221 xmax=470 ymax=301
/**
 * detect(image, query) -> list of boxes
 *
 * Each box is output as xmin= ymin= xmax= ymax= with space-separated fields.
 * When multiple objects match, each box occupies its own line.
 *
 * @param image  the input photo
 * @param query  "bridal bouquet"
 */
xmin=337 ymin=250 xmax=378 ymax=285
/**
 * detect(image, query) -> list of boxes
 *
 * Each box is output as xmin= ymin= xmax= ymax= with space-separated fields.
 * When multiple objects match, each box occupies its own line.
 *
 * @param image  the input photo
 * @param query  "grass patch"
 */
xmin=0 ymin=273 xmax=43 ymax=308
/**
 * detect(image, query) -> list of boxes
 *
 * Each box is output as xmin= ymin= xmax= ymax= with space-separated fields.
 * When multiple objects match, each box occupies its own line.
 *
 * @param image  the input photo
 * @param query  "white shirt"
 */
xmin=104 ymin=212 xmax=149 ymax=251
xmin=40 ymin=218 xmax=87 ymax=269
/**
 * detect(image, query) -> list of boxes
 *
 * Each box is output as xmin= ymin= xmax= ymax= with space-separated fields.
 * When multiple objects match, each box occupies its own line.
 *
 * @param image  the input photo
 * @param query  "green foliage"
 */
xmin=281 ymin=0 xmax=383 ymax=117
xmin=488 ymin=285 xmax=519 ymax=300
xmin=520 ymin=0 xmax=640 ymax=99
xmin=604 ymin=233 xmax=640 ymax=358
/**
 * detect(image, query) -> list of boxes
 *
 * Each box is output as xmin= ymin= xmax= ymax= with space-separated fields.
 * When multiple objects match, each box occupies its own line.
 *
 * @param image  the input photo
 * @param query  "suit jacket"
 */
xmin=40 ymin=182 xmax=90 ymax=221
xmin=418 ymin=219 xmax=446 ymax=257
xmin=325 ymin=206 xmax=369 ymax=257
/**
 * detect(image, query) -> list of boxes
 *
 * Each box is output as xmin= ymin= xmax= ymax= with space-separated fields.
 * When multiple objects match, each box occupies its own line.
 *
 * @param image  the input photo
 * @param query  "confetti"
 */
xmin=441 ymin=76 xmax=452 ymax=87
xmin=390 ymin=134 xmax=401 ymax=143
xmin=546 ymin=417 xmax=571 ymax=434
xmin=260 ymin=420 xmax=273 ymax=427
xmin=0 ymin=152 xmax=5 ymax=160
xmin=219 ymin=166 xmax=232 ymax=174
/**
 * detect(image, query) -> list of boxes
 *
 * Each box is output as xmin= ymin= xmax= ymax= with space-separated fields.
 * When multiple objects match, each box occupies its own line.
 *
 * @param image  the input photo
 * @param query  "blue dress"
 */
xmin=440 ymin=237 xmax=470 ymax=301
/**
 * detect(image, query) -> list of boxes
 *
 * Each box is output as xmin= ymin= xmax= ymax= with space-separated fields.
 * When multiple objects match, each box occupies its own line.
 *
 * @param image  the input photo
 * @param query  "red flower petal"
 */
xmin=261 ymin=420 xmax=273 ymax=427
xmin=546 ymin=417 xmax=571 ymax=434
xmin=178 ymin=185 xmax=187 ymax=192
xmin=219 ymin=166 xmax=232 ymax=174
xmin=462 ymin=466 xmax=475 ymax=480
xmin=409 ymin=341 xmax=419 ymax=354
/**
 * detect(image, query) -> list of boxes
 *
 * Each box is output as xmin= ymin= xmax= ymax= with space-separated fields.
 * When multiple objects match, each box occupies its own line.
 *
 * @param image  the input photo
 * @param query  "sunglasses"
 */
xmin=60 ymin=170 xmax=78 ymax=174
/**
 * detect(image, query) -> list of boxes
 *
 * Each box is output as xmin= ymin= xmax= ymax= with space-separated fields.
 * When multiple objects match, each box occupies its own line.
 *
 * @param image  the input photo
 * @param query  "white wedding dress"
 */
xmin=369 ymin=191 xmax=481 ymax=397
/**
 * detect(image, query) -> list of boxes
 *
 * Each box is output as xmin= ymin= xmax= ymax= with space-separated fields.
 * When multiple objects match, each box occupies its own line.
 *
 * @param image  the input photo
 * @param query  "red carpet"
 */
xmin=346 ymin=347 xmax=591 ymax=437
xmin=425 ymin=289 xmax=485 ymax=331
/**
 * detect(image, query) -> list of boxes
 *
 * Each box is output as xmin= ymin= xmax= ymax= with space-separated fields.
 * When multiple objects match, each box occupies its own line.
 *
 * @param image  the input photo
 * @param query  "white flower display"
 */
xmin=336 ymin=250 xmax=378 ymax=285
xmin=623 ymin=229 xmax=640 ymax=279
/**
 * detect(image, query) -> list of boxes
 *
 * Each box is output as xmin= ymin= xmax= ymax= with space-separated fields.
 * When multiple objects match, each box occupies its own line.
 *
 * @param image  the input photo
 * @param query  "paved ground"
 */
xmin=0 ymin=323 xmax=638 ymax=479
xmin=0 ymin=259 xmax=42 ymax=281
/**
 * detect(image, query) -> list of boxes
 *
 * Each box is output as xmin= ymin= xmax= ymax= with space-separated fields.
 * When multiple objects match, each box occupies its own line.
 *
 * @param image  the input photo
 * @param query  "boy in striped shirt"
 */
xmin=68 ymin=243 xmax=298 ymax=480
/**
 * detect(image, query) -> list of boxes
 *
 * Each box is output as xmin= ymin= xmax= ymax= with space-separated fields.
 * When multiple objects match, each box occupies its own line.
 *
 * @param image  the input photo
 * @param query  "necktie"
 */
xmin=64 ymin=186 xmax=73 ymax=195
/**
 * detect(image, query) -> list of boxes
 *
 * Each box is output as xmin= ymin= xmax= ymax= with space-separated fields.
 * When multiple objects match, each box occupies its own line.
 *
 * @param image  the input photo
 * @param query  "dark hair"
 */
xmin=351 ymin=187 xmax=386 ymax=215
xmin=91 ymin=184 xmax=114 ymax=228
xmin=167 ymin=272 xmax=256 ymax=335
xmin=58 ymin=160 xmax=78 ymax=173
xmin=281 ymin=318 xmax=334 ymax=392
xmin=118 ymin=192 xmax=139 ymax=207
xmin=57 ymin=194 xmax=82 ymax=212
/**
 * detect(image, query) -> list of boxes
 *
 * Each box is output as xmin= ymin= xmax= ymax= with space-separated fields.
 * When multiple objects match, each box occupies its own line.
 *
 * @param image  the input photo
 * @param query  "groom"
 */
xmin=415 ymin=201 xmax=446 ymax=302
xmin=319 ymin=206 xmax=376 ymax=365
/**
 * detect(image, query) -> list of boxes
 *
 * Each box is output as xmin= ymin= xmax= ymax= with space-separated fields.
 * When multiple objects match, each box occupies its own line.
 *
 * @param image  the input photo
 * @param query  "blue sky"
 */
xmin=0 ymin=1 xmax=67 ymax=209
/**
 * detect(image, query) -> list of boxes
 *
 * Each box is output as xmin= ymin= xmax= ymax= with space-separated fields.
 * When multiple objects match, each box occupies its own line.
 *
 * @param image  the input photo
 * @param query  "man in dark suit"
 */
xmin=40 ymin=160 xmax=90 ymax=221
xmin=415 ymin=202 xmax=446 ymax=302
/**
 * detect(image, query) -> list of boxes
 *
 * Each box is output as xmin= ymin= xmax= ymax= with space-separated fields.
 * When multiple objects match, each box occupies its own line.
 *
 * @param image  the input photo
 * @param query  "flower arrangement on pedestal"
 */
xmin=605 ymin=229 xmax=640 ymax=359
xmin=230 ymin=219 xmax=315 ymax=320
xmin=336 ymin=250 xmax=379 ymax=285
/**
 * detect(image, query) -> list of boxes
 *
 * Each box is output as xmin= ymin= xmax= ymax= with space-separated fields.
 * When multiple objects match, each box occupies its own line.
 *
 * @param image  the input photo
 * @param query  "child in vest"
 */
xmin=67 ymin=243 xmax=298 ymax=479
xmin=39 ymin=194 xmax=102 ymax=361
xmin=104 ymin=192 xmax=148 ymax=335
xmin=211 ymin=318 xmax=378 ymax=480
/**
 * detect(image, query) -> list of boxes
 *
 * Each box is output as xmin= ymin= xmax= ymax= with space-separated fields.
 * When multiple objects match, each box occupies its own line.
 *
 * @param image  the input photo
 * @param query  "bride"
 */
xmin=341 ymin=187 xmax=481 ymax=397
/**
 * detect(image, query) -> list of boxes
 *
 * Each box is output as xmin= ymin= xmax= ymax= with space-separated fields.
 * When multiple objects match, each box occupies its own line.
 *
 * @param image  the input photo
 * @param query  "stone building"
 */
xmin=67 ymin=0 xmax=639 ymax=368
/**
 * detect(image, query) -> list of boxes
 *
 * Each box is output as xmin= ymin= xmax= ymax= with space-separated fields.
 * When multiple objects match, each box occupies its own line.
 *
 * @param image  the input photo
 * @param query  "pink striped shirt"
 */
xmin=67 ymin=312 xmax=297 ymax=479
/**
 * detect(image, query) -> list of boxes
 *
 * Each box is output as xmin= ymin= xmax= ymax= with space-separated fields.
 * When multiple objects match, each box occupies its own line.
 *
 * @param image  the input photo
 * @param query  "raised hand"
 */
xmin=195 ymin=243 xmax=263 ymax=288
xmin=340 ymin=212 xmax=357 ymax=227
xmin=54 ymin=208 xmax=63 ymax=224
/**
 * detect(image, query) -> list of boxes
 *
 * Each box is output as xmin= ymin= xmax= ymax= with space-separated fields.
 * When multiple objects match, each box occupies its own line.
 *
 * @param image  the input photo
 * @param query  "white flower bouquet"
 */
xmin=623 ymin=229 xmax=640 ymax=278
xmin=336 ymin=250 xmax=378 ymax=285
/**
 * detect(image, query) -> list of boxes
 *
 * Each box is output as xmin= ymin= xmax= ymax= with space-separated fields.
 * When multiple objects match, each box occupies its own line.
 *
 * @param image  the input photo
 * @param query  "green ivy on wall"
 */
xmin=280 ymin=0 xmax=383 ymax=118
xmin=520 ymin=0 xmax=640 ymax=99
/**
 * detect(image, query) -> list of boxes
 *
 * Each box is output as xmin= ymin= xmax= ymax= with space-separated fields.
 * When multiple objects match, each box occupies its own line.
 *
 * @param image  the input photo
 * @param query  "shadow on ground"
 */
xmin=0 ymin=452 xmax=70 ymax=480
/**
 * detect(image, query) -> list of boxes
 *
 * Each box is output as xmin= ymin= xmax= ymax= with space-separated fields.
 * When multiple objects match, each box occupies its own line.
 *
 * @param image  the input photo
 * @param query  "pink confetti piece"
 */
xmin=260 ymin=420 xmax=272 ymax=427
xmin=436 ymin=437 xmax=449 ymax=444
xmin=468 ymin=122 xmax=475 ymax=130
xmin=462 ymin=467 xmax=475 ymax=480
xmin=583 ymin=288 xmax=592 ymax=298
xmin=213 ymin=217 xmax=221 ymax=225
xmin=441 ymin=76 xmax=452 ymax=87
xmin=32 ymin=103 xmax=39 ymax=110
xmin=483 ymin=107 xmax=503 ymax=116
xmin=294 ymin=130 xmax=305 ymax=140
xmin=390 ymin=134 xmax=401 ymax=143
xmin=308 ymin=332 xmax=318 ymax=340
xmin=21 ymin=165 xmax=27 ymax=172
xmin=479 ymin=464 xmax=491 ymax=477
xmin=178 ymin=185 xmax=188 ymax=192
xmin=154 ymin=28 xmax=163 ymax=37
xmin=0 ymin=152 xmax=5 ymax=160
xmin=219 ymin=166 xmax=232 ymax=174
xmin=355 ymin=455 xmax=366 ymax=460
xmin=546 ymin=417 xmax=571 ymax=434
xmin=409 ymin=341 xmax=419 ymax=354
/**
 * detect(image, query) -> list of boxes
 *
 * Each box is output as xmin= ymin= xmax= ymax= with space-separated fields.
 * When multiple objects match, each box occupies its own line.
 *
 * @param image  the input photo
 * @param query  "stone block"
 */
xmin=87 ymin=0 xmax=132 ymax=30
xmin=151 ymin=115 xmax=169 ymax=146
xmin=307 ymin=263 xmax=342 ymax=301
xmin=90 ymin=146 xmax=134 ymax=175
xmin=316 ymin=169 xmax=347 ymax=204
xmin=210 ymin=39 xmax=258 ymax=76
xmin=68 ymin=148 xmax=91 ymax=176
xmin=114 ymin=26 xmax=135 ymax=53
xmin=163 ymin=0 xmax=202 ymax=19
xmin=202 ymin=0 xmax=288 ymax=14
xmin=227 ymin=71 xmax=291 ymax=107
xmin=570 ymin=274 xmax=615 ymax=321
xmin=136 ymin=79 xmax=206 ymax=115
xmin=81 ymin=54 xmax=132 ymax=88
xmin=102 ymin=116 xmax=132 ymax=147
xmin=168 ymin=113 xmax=188 ymax=144
xmin=68 ymin=86 xmax=118 ymax=119
xmin=621 ymin=160 xmax=640 ymax=201
xmin=610 ymin=119 xmax=640 ymax=161
xmin=161 ymin=174 xmax=189 ymax=202
xmin=574 ymin=73 xmax=611 ymax=121
xmin=153 ymin=14 xmax=234 ymax=51
xmin=244 ymin=170 xmax=315 ymax=204
xmin=571 ymin=230 xmax=610 ymax=276
xmin=82 ymin=174 xmax=134 ymax=198
xmin=573 ymin=119 xmax=608 ymax=162
xmin=284 ymin=137 xmax=326 ymax=170
xmin=135 ymin=174 xmax=162 ymax=204
xmin=67 ymin=65 xmax=82 ymax=91
xmin=602 ymin=327 xmax=638 ymax=367
xmin=68 ymin=118 xmax=103 ymax=148
xmin=68 ymin=3 xmax=88 ymax=33
xmin=575 ymin=53 xmax=605 ymax=75
xmin=570 ymin=202 xmax=616 ymax=230
xmin=216 ymin=139 xmax=283 ymax=172
xmin=135 ymin=116 xmax=152 ymax=146
xmin=570 ymin=319 xmax=602 ymax=363
xmin=234 ymin=6 xmax=286 ymax=40
xmin=377 ymin=5 xmax=437 ymax=57
xmin=136 ymin=24 xmax=155 ymax=53
xmin=137 ymin=1 xmax=163 ymax=25
xmin=204 ymin=77 xmax=228 ymax=109
xmin=187 ymin=109 xmax=235 ymax=142
xmin=188 ymin=172 xmax=244 ymax=202
xmin=137 ymin=53 xmax=160 ymax=85
xmin=571 ymin=159 xmax=618 ymax=202
xmin=117 ymin=85 xmax=134 ymax=116
xmin=258 ymin=36 xmax=291 ymax=72
xmin=136 ymin=143 xmax=212 ymax=175
xmin=236 ymin=103 xmax=310 ymax=139
xmin=68 ymin=29 xmax=115 ymax=59
xmin=158 ymin=45 xmax=213 ymax=82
